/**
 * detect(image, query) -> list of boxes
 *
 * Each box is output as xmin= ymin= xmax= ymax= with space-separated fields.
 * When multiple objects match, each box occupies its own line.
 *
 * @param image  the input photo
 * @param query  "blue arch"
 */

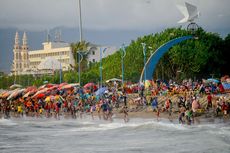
xmin=140 ymin=35 xmax=193 ymax=82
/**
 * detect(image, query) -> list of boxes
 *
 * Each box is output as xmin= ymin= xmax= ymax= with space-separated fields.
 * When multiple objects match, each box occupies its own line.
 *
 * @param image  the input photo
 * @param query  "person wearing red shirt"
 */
xmin=207 ymin=94 xmax=212 ymax=110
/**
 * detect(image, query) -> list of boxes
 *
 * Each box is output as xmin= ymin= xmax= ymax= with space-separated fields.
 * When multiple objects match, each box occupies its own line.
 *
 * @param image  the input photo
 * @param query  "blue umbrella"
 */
xmin=95 ymin=87 xmax=108 ymax=96
xmin=222 ymin=83 xmax=230 ymax=90
xmin=207 ymin=78 xmax=219 ymax=83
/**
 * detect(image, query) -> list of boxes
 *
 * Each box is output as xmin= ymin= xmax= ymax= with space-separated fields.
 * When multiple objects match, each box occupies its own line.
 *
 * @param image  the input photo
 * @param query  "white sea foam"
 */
xmin=0 ymin=118 xmax=17 ymax=126
xmin=67 ymin=118 xmax=189 ymax=132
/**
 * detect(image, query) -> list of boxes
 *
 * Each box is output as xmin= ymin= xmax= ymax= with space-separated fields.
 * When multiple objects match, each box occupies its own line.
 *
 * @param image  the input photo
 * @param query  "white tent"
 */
xmin=37 ymin=57 xmax=61 ymax=70
xmin=106 ymin=78 xmax=122 ymax=83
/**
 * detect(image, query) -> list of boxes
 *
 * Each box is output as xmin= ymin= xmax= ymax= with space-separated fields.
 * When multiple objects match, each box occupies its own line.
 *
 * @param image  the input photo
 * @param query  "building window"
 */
xmin=92 ymin=59 xmax=95 ymax=62
xmin=92 ymin=51 xmax=95 ymax=55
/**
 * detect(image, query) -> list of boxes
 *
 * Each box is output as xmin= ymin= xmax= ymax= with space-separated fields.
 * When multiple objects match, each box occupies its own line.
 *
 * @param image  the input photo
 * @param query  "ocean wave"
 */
xmin=67 ymin=118 xmax=189 ymax=132
xmin=0 ymin=118 xmax=18 ymax=126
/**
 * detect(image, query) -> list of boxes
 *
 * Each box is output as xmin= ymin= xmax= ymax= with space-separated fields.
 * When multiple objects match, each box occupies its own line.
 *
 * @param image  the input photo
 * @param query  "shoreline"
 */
xmin=1 ymin=106 xmax=229 ymax=125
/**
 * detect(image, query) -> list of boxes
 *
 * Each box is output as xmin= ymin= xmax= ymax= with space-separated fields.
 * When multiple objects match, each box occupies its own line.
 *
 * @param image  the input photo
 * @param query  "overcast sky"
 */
xmin=0 ymin=0 xmax=230 ymax=34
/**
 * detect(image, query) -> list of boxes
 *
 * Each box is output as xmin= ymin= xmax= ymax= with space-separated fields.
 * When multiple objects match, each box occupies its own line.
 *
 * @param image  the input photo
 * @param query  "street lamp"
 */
xmin=121 ymin=44 xmax=126 ymax=85
xmin=141 ymin=43 xmax=147 ymax=83
xmin=77 ymin=50 xmax=89 ymax=86
xmin=59 ymin=53 xmax=62 ymax=84
xmin=100 ymin=47 xmax=107 ymax=88
xmin=78 ymin=51 xmax=83 ymax=86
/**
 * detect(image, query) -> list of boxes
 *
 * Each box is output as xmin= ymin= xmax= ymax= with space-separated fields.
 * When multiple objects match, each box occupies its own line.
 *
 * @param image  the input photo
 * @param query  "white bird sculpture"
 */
xmin=177 ymin=2 xmax=200 ymax=23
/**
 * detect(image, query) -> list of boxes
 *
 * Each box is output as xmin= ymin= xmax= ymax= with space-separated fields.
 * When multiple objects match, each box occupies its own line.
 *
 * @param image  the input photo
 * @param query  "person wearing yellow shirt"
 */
xmin=17 ymin=105 xmax=23 ymax=117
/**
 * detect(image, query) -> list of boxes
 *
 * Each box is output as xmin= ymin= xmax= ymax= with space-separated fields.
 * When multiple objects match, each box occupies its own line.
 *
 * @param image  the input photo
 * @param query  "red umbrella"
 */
xmin=59 ymin=83 xmax=68 ymax=88
xmin=46 ymin=83 xmax=55 ymax=88
xmin=25 ymin=86 xmax=37 ymax=93
xmin=61 ymin=84 xmax=73 ymax=90
xmin=61 ymin=83 xmax=80 ymax=90
xmin=32 ymin=88 xmax=49 ymax=98
xmin=84 ymin=83 xmax=95 ymax=88
xmin=36 ymin=93 xmax=46 ymax=99
xmin=38 ymin=84 xmax=55 ymax=90
xmin=47 ymin=85 xmax=59 ymax=91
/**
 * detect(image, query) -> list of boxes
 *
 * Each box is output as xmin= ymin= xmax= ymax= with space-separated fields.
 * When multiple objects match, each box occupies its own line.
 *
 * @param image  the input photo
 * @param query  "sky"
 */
xmin=0 ymin=0 xmax=230 ymax=73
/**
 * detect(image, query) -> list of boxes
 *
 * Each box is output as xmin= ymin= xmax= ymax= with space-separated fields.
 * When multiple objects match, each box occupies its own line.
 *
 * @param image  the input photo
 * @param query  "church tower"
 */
xmin=21 ymin=32 xmax=29 ymax=71
xmin=12 ymin=31 xmax=22 ymax=75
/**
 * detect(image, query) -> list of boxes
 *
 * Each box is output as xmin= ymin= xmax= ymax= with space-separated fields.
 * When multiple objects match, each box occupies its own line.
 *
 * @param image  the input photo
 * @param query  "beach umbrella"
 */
xmin=7 ymin=89 xmax=25 ymax=100
xmin=32 ymin=88 xmax=49 ymax=98
xmin=36 ymin=93 xmax=46 ymax=99
xmin=38 ymin=84 xmax=46 ymax=90
xmin=47 ymin=85 xmax=59 ymax=91
xmin=24 ymin=86 xmax=37 ymax=93
xmin=222 ymin=83 xmax=230 ymax=91
xmin=0 ymin=91 xmax=7 ymax=98
xmin=61 ymin=83 xmax=80 ymax=90
xmin=95 ymin=87 xmax=108 ymax=96
xmin=207 ymin=78 xmax=219 ymax=83
xmin=1 ymin=91 xmax=11 ymax=98
xmin=46 ymin=84 xmax=56 ymax=88
xmin=10 ymin=84 xmax=22 ymax=89
xmin=106 ymin=78 xmax=122 ymax=83
xmin=6 ymin=90 xmax=19 ymax=100
xmin=59 ymin=82 xmax=68 ymax=88
xmin=23 ymin=91 xmax=34 ymax=98
xmin=38 ymin=83 xmax=56 ymax=90
xmin=84 ymin=82 xmax=95 ymax=88
xmin=1 ymin=89 xmax=18 ymax=99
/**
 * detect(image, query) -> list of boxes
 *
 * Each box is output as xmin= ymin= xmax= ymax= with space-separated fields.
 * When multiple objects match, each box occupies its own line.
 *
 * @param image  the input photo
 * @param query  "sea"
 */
xmin=0 ymin=116 xmax=230 ymax=153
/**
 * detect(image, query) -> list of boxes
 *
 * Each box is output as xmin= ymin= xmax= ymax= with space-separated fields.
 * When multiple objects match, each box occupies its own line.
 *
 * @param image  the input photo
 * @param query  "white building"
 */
xmin=11 ymin=32 xmax=118 ymax=75
xmin=87 ymin=44 xmax=118 ymax=63
xmin=29 ymin=41 xmax=74 ymax=74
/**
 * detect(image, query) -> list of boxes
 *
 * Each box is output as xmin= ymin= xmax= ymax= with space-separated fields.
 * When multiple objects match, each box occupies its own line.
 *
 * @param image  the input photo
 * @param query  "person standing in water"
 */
xmin=168 ymin=98 xmax=173 ymax=121
xmin=123 ymin=106 xmax=129 ymax=123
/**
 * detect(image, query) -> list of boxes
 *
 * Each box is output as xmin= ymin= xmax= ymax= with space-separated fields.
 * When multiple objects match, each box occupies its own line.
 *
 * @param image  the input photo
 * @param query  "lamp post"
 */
xmin=78 ymin=51 xmax=83 ymax=86
xmin=77 ymin=50 xmax=89 ymax=86
xmin=100 ymin=47 xmax=107 ymax=88
xmin=121 ymin=44 xmax=126 ymax=85
xmin=141 ymin=43 xmax=147 ymax=83
xmin=59 ymin=53 xmax=62 ymax=84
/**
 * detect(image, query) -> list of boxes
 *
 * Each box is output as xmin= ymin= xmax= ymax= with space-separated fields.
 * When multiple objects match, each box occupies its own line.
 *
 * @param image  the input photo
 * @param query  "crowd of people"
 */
xmin=145 ymin=78 xmax=230 ymax=124
xmin=0 ymin=86 xmax=128 ymax=122
xmin=0 ymin=78 xmax=230 ymax=124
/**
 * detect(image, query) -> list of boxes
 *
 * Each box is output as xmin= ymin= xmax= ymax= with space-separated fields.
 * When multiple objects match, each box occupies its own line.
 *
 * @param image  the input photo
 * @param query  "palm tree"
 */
xmin=71 ymin=41 xmax=90 ymax=72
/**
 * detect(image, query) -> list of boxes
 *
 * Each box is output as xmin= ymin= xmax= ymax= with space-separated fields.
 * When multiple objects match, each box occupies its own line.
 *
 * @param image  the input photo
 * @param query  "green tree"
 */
xmin=71 ymin=41 xmax=90 ymax=72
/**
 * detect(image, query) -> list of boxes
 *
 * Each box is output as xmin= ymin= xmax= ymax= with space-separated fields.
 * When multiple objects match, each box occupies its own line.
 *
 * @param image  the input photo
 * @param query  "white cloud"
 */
xmin=0 ymin=0 xmax=230 ymax=32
